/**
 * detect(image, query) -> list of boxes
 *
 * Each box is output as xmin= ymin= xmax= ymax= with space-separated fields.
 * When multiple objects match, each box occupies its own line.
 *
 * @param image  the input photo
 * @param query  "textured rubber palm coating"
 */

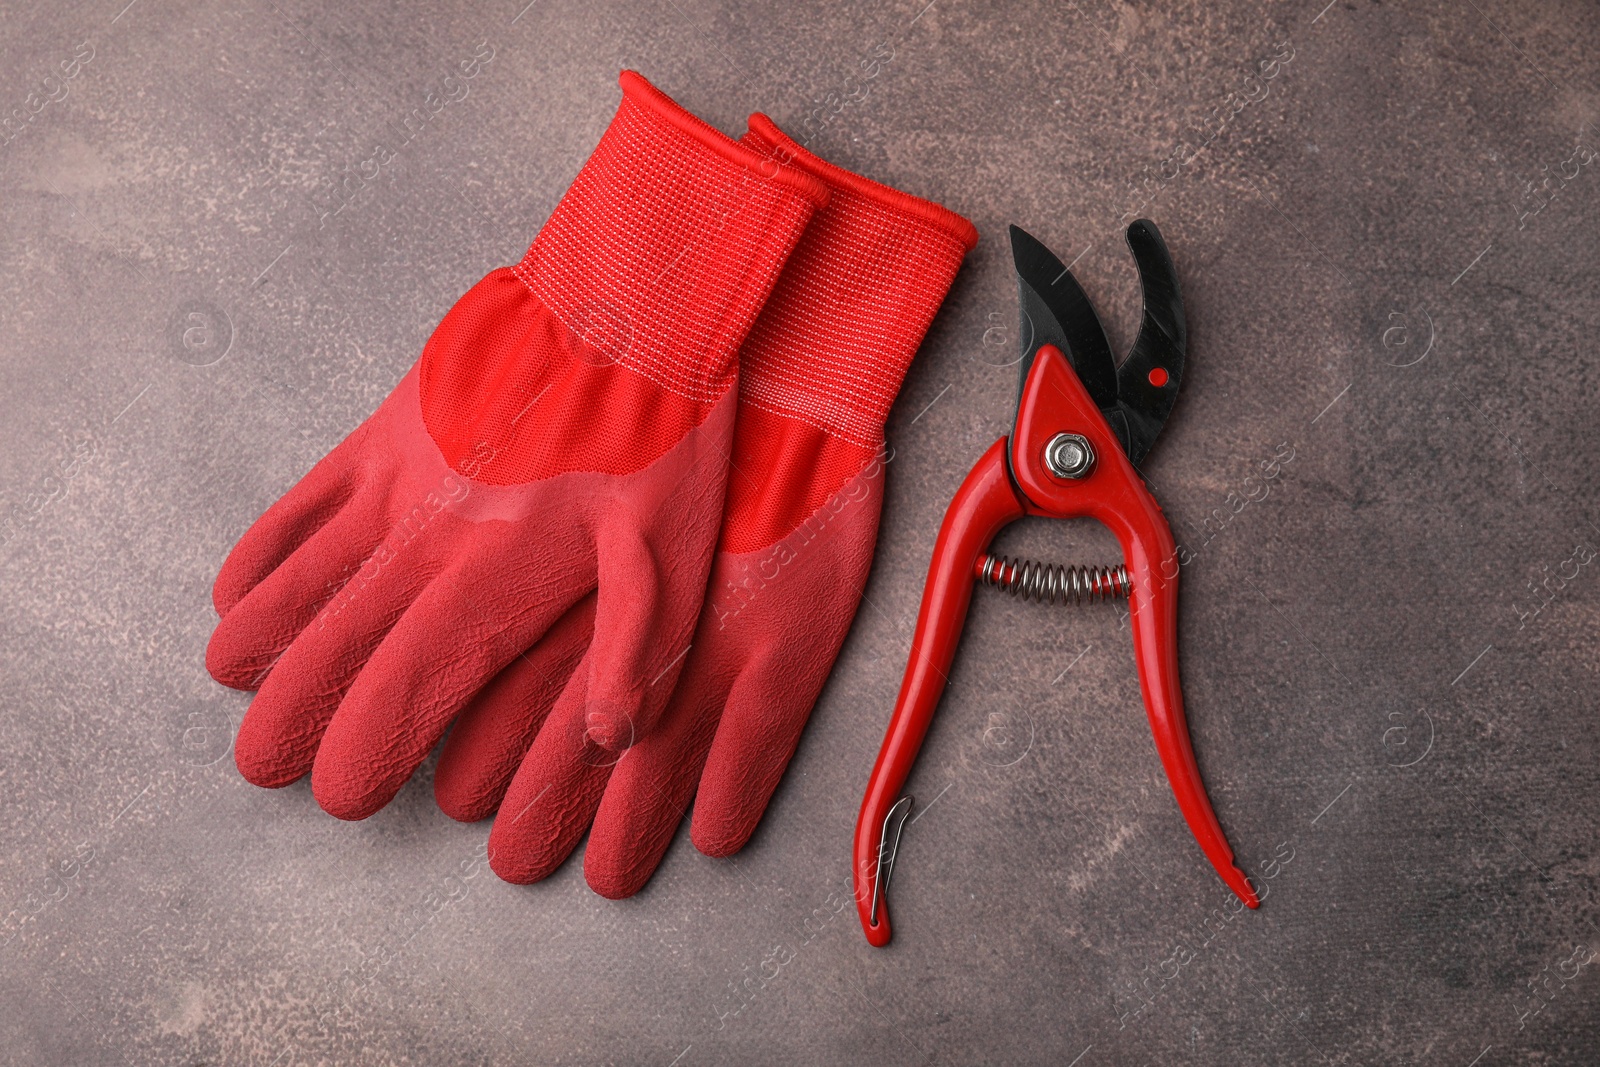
xmin=206 ymin=72 xmax=825 ymax=820
xmin=436 ymin=116 xmax=976 ymax=898
xmin=214 ymin=367 xmax=736 ymax=813
xmin=435 ymin=592 xmax=596 ymax=822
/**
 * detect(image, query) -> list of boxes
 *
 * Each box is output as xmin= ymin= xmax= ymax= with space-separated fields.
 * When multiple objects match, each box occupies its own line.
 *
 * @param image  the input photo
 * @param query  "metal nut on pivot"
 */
xmin=1044 ymin=433 xmax=1095 ymax=479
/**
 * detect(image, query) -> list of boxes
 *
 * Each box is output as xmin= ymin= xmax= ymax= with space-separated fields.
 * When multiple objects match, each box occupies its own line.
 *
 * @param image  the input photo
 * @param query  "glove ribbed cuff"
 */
xmin=737 ymin=114 xmax=978 ymax=447
xmin=512 ymin=73 xmax=828 ymax=405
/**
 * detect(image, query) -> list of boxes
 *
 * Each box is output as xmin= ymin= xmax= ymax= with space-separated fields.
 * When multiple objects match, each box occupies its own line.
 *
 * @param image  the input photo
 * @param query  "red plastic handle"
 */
xmin=1011 ymin=345 xmax=1258 ymax=913
xmin=855 ymin=345 xmax=1257 ymax=947
xmin=853 ymin=437 xmax=1024 ymax=946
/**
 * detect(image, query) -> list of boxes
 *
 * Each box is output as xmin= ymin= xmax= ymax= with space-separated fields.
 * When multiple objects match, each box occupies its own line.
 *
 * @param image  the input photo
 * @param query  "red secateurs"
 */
xmin=854 ymin=220 xmax=1258 ymax=947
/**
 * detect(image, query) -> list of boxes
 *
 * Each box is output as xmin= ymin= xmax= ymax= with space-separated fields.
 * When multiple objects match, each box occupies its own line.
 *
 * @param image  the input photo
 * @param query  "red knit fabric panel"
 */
xmin=721 ymin=406 xmax=879 ymax=555
xmin=420 ymin=74 xmax=821 ymax=485
xmin=721 ymin=124 xmax=975 ymax=553
xmin=420 ymin=270 xmax=717 ymax=482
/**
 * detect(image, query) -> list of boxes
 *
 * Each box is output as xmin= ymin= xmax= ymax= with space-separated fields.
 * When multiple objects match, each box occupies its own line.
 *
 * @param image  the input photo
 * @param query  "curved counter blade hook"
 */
xmin=1113 ymin=219 xmax=1188 ymax=466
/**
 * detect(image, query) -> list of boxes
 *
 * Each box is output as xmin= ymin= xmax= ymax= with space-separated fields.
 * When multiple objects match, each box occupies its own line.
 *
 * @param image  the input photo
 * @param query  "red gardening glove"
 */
xmin=205 ymin=73 xmax=826 ymax=820
xmin=434 ymin=115 xmax=977 ymax=896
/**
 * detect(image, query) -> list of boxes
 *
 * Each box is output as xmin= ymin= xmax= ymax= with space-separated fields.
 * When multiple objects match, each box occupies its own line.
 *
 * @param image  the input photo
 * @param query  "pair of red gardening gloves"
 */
xmin=207 ymin=72 xmax=977 ymax=898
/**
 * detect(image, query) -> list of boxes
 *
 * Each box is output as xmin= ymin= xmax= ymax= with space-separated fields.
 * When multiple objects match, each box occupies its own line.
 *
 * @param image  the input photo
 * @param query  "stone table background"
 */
xmin=1 ymin=0 xmax=1597 ymax=1063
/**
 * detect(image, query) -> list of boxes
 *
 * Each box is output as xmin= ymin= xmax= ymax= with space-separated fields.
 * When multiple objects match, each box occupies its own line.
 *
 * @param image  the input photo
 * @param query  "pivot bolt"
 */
xmin=1044 ymin=433 xmax=1095 ymax=480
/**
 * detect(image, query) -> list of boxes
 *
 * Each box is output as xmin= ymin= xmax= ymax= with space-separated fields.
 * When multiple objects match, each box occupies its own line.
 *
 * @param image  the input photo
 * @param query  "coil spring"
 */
xmin=976 ymin=554 xmax=1130 ymax=606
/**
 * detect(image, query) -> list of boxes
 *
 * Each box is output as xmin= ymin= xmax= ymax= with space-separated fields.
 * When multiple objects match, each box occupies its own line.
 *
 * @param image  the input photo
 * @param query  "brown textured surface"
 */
xmin=2 ymin=1 xmax=1599 ymax=1063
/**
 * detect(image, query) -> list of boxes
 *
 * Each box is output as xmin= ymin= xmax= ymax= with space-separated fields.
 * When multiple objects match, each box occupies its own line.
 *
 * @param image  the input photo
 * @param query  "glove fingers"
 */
xmin=435 ymin=592 xmax=596 ymax=823
xmin=487 ymin=664 xmax=614 ymax=884
xmin=206 ymin=483 xmax=389 ymax=690
xmin=582 ymin=518 xmax=714 ymax=751
xmin=231 ymin=547 xmax=432 ymax=789
xmin=582 ymin=658 xmax=726 ymax=899
xmin=691 ymin=647 xmax=829 ymax=858
xmin=212 ymin=426 xmax=368 ymax=617
xmin=311 ymin=562 xmax=594 ymax=821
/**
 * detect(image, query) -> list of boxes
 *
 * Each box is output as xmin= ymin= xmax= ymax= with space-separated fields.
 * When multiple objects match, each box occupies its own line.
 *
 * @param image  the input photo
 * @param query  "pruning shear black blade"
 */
xmin=1010 ymin=223 xmax=1119 ymax=413
xmin=1009 ymin=220 xmax=1186 ymax=466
